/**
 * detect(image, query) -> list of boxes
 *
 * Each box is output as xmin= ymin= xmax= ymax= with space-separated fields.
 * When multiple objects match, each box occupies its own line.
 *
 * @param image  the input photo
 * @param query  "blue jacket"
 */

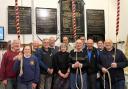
xmin=35 ymin=47 xmax=53 ymax=74
xmin=13 ymin=55 xmax=40 ymax=84
xmin=98 ymin=48 xmax=127 ymax=83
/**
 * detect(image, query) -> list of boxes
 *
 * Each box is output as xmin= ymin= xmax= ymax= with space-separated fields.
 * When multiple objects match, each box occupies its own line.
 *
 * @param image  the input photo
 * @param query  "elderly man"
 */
xmin=80 ymin=36 xmax=87 ymax=49
xmin=49 ymin=37 xmax=59 ymax=55
xmin=35 ymin=38 xmax=53 ymax=89
xmin=69 ymin=39 xmax=88 ymax=89
xmin=84 ymin=38 xmax=98 ymax=89
xmin=1 ymin=39 xmax=20 ymax=89
xmin=32 ymin=40 xmax=40 ymax=53
xmin=98 ymin=39 xmax=127 ymax=89
xmin=97 ymin=40 xmax=104 ymax=52
xmin=96 ymin=40 xmax=104 ymax=89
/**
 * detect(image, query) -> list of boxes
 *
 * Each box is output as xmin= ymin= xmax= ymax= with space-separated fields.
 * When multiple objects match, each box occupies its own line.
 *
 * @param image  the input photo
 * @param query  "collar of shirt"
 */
xmin=74 ymin=49 xmax=83 ymax=52
xmin=87 ymin=50 xmax=92 ymax=61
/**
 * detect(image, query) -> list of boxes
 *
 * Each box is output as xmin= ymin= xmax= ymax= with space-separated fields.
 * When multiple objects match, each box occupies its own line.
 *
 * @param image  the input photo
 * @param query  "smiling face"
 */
xmin=75 ymin=39 xmax=83 ymax=50
xmin=43 ymin=39 xmax=49 ymax=49
xmin=97 ymin=40 xmax=104 ymax=50
xmin=11 ymin=40 xmax=21 ymax=51
xmin=60 ymin=43 xmax=67 ymax=52
xmin=104 ymin=39 xmax=113 ymax=51
xmin=32 ymin=40 xmax=39 ymax=49
xmin=87 ymin=39 xmax=94 ymax=49
xmin=23 ymin=45 xmax=32 ymax=56
xmin=80 ymin=36 xmax=86 ymax=44
xmin=49 ymin=37 xmax=55 ymax=47
xmin=63 ymin=36 xmax=69 ymax=45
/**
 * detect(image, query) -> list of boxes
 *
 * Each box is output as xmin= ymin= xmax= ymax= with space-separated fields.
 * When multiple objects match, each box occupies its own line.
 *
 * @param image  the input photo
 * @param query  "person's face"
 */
xmin=33 ymin=41 xmax=39 ymax=49
xmin=97 ymin=41 xmax=104 ymax=49
xmin=76 ymin=40 xmax=83 ymax=50
xmin=60 ymin=45 xmax=67 ymax=52
xmin=23 ymin=46 xmax=31 ymax=55
xmin=63 ymin=37 xmax=69 ymax=44
xmin=87 ymin=39 xmax=94 ymax=49
xmin=80 ymin=37 xmax=85 ymax=44
xmin=104 ymin=41 xmax=113 ymax=50
xmin=49 ymin=38 xmax=55 ymax=47
xmin=12 ymin=40 xmax=20 ymax=51
xmin=43 ymin=40 xmax=49 ymax=49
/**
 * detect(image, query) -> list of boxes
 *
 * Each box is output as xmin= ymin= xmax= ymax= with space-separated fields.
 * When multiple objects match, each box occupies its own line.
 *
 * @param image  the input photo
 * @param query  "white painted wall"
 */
xmin=0 ymin=0 xmax=127 ymax=45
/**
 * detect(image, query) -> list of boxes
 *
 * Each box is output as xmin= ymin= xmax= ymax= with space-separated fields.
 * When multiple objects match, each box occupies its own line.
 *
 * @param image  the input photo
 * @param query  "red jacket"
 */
xmin=0 ymin=50 xmax=19 ymax=80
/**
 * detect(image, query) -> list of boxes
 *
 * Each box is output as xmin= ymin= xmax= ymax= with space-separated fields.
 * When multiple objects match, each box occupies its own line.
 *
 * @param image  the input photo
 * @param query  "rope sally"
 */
xmin=72 ymin=0 xmax=77 ymax=40
xmin=114 ymin=0 xmax=120 ymax=62
xmin=72 ymin=0 xmax=83 ymax=89
xmin=15 ymin=0 xmax=20 ymax=40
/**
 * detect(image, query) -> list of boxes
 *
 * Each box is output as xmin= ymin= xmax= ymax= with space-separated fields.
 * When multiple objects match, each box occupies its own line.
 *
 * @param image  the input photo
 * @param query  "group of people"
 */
xmin=0 ymin=36 xmax=128 ymax=89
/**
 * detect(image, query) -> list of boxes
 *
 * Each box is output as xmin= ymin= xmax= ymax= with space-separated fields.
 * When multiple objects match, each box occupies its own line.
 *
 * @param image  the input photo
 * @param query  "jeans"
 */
xmin=39 ymin=74 xmax=52 ymax=89
xmin=17 ymin=82 xmax=32 ymax=89
xmin=70 ymin=73 xmax=87 ymax=89
xmin=88 ymin=73 xmax=97 ymax=89
xmin=105 ymin=80 xmax=125 ymax=89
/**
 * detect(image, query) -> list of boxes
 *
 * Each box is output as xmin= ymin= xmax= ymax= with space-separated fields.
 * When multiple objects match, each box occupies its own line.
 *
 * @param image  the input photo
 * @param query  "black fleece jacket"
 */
xmin=98 ymin=48 xmax=127 ymax=83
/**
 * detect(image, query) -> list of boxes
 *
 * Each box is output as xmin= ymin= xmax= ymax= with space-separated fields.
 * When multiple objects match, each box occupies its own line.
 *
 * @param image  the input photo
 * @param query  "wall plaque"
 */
xmin=8 ymin=6 xmax=31 ymax=34
xmin=36 ymin=8 xmax=57 ymax=34
xmin=86 ymin=9 xmax=105 ymax=41
xmin=59 ymin=0 xmax=85 ymax=42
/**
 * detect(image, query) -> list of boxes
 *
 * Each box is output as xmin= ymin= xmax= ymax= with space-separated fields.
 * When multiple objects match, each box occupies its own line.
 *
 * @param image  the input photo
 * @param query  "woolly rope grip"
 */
xmin=116 ymin=0 xmax=120 ymax=36
xmin=72 ymin=0 xmax=77 ymax=40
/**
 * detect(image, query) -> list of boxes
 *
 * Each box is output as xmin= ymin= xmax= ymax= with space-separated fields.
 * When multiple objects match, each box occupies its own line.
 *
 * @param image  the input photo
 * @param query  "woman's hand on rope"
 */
xmin=72 ymin=61 xmax=82 ymax=68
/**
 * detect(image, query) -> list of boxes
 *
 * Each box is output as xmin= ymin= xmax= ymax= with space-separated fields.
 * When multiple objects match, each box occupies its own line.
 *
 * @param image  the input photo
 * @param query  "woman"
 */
xmin=13 ymin=45 xmax=40 ymax=89
xmin=52 ymin=43 xmax=70 ymax=89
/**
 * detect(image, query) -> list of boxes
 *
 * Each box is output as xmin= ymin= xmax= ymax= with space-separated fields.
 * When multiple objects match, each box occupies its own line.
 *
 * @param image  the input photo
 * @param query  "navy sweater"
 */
xmin=69 ymin=50 xmax=88 ymax=74
xmin=98 ymin=48 xmax=127 ymax=83
xmin=13 ymin=55 xmax=40 ymax=84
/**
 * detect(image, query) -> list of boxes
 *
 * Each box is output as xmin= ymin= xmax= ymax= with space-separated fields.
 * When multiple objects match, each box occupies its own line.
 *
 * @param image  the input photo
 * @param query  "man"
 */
xmin=32 ymin=40 xmax=40 ymax=54
xmin=49 ymin=37 xmax=59 ymax=55
xmin=96 ymin=40 xmax=104 ymax=89
xmin=97 ymin=40 xmax=104 ymax=52
xmin=85 ymin=38 xmax=98 ymax=89
xmin=62 ymin=36 xmax=74 ymax=52
xmin=80 ymin=36 xmax=87 ymax=49
xmin=1 ymin=39 xmax=20 ymax=89
xmin=98 ymin=39 xmax=127 ymax=89
xmin=69 ymin=39 xmax=88 ymax=89
xmin=35 ymin=38 xmax=53 ymax=89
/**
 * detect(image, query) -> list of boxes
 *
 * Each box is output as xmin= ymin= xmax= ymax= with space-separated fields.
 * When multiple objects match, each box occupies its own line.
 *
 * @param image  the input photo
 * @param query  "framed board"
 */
xmin=8 ymin=6 xmax=32 ymax=34
xmin=86 ymin=9 xmax=105 ymax=41
xmin=36 ymin=8 xmax=57 ymax=34
xmin=59 ymin=0 xmax=85 ymax=42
